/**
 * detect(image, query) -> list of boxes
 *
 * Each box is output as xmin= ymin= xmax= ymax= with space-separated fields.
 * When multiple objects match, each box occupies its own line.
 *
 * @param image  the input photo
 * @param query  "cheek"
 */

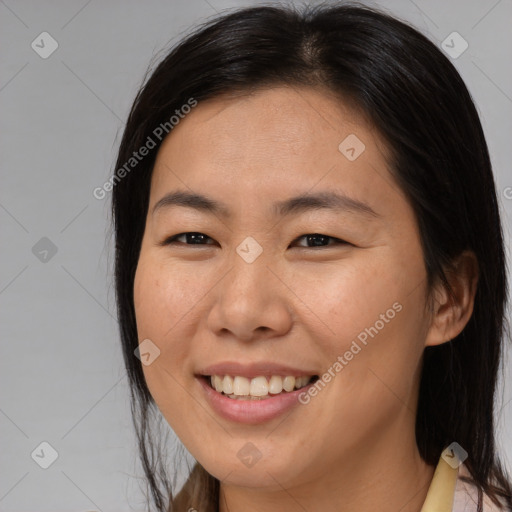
xmin=133 ymin=257 xmax=219 ymax=400
xmin=294 ymin=254 xmax=405 ymax=347
xmin=134 ymin=257 xmax=204 ymax=340
xmin=298 ymin=251 xmax=427 ymax=395
xmin=133 ymin=259 xmax=195 ymax=420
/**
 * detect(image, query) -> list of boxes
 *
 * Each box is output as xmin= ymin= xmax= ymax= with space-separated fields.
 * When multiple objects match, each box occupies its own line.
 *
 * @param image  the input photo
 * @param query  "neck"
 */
xmin=218 ymin=432 xmax=435 ymax=512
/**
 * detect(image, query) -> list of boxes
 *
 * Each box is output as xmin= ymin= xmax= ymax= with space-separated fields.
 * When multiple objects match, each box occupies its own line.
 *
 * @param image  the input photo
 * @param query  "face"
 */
xmin=133 ymin=86 xmax=432 ymax=491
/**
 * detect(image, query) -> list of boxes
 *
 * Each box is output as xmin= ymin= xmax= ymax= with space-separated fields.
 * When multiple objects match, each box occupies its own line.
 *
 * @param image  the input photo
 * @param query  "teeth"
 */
xmin=213 ymin=375 xmax=223 ymax=392
xmin=250 ymin=376 xmax=269 ymax=397
xmin=268 ymin=375 xmax=283 ymax=394
xmin=222 ymin=375 xmax=234 ymax=395
xmin=233 ymin=376 xmax=250 ymax=396
xmin=209 ymin=374 xmax=313 ymax=398
xmin=295 ymin=376 xmax=307 ymax=389
xmin=283 ymin=376 xmax=295 ymax=392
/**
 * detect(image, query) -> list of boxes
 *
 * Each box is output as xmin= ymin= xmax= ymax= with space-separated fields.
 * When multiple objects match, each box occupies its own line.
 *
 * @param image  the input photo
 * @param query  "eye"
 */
xmin=160 ymin=232 xmax=349 ymax=248
xmin=161 ymin=232 xmax=216 ymax=246
xmin=291 ymin=233 xmax=349 ymax=248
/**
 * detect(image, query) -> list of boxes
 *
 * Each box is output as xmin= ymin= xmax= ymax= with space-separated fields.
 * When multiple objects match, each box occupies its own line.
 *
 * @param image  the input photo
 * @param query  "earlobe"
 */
xmin=424 ymin=250 xmax=479 ymax=348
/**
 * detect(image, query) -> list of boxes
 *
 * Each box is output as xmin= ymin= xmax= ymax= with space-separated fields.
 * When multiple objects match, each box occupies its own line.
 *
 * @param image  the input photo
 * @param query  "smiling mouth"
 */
xmin=202 ymin=374 xmax=319 ymax=400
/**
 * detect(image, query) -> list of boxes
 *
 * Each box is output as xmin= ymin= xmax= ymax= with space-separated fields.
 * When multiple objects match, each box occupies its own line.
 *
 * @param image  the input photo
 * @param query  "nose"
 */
xmin=206 ymin=250 xmax=293 ymax=343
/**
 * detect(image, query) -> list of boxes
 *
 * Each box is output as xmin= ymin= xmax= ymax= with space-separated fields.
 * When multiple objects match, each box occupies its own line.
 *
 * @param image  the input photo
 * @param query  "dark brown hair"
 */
xmin=111 ymin=2 xmax=512 ymax=510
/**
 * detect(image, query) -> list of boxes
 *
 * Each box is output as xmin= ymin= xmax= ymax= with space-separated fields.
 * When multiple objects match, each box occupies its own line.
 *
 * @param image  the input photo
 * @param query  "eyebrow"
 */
xmin=152 ymin=190 xmax=381 ymax=219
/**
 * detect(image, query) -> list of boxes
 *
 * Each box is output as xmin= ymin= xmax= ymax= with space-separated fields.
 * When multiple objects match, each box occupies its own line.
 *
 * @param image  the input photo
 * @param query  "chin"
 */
xmin=197 ymin=444 xmax=306 ymax=489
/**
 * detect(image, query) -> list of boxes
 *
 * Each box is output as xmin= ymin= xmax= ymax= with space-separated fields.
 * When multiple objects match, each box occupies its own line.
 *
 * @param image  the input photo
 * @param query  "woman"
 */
xmin=111 ymin=2 xmax=512 ymax=511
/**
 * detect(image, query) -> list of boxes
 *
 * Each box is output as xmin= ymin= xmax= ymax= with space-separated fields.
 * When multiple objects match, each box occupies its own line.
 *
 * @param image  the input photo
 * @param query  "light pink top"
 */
xmin=452 ymin=464 xmax=506 ymax=511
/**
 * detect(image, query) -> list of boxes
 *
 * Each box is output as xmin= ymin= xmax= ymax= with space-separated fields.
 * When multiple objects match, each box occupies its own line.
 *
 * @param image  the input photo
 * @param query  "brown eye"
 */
xmin=292 ymin=234 xmax=349 ymax=248
xmin=162 ymin=232 xmax=216 ymax=246
xmin=160 ymin=232 xmax=349 ymax=249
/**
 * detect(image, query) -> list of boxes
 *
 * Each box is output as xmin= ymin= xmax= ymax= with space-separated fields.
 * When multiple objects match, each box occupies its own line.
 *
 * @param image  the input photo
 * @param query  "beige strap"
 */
xmin=421 ymin=455 xmax=459 ymax=512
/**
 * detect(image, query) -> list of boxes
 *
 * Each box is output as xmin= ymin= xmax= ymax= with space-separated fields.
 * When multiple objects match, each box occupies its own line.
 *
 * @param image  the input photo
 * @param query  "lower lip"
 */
xmin=197 ymin=377 xmax=314 ymax=424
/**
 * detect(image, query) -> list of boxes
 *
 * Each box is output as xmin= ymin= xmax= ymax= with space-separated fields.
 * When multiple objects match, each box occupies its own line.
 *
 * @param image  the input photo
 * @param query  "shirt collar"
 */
xmin=421 ymin=454 xmax=459 ymax=511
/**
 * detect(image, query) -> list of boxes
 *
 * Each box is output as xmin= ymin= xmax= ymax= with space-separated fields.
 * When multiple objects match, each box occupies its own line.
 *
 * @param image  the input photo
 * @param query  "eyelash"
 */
xmin=161 ymin=232 xmax=349 ymax=248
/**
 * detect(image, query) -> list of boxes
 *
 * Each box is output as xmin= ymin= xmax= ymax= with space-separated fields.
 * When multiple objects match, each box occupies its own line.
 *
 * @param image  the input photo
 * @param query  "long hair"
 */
xmin=110 ymin=2 xmax=512 ymax=510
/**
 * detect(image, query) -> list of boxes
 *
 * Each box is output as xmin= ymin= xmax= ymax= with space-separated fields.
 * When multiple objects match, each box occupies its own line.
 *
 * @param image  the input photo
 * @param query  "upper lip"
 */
xmin=196 ymin=361 xmax=319 ymax=379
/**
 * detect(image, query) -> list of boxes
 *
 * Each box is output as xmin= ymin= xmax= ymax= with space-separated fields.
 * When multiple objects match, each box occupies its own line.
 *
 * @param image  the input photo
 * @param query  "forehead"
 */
xmin=149 ymin=86 xmax=404 ymax=217
xmin=159 ymin=85 xmax=371 ymax=162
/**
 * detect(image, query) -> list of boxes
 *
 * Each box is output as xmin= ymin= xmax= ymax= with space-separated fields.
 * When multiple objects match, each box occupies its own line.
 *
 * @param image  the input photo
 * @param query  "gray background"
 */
xmin=1 ymin=0 xmax=511 ymax=510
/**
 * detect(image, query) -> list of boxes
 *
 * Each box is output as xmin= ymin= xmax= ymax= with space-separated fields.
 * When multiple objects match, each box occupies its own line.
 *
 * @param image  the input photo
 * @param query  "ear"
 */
xmin=424 ymin=250 xmax=479 ymax=347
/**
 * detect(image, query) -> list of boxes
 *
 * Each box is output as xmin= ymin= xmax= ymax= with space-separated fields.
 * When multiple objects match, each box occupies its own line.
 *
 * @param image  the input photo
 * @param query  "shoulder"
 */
xmin=453 ymin=464 xmax=510 ymax=512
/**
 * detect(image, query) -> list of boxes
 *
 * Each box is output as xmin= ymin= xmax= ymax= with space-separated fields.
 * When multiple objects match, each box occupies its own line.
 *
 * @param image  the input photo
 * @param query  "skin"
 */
xmin=133 ymin=85 xmax=479 ymax=512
